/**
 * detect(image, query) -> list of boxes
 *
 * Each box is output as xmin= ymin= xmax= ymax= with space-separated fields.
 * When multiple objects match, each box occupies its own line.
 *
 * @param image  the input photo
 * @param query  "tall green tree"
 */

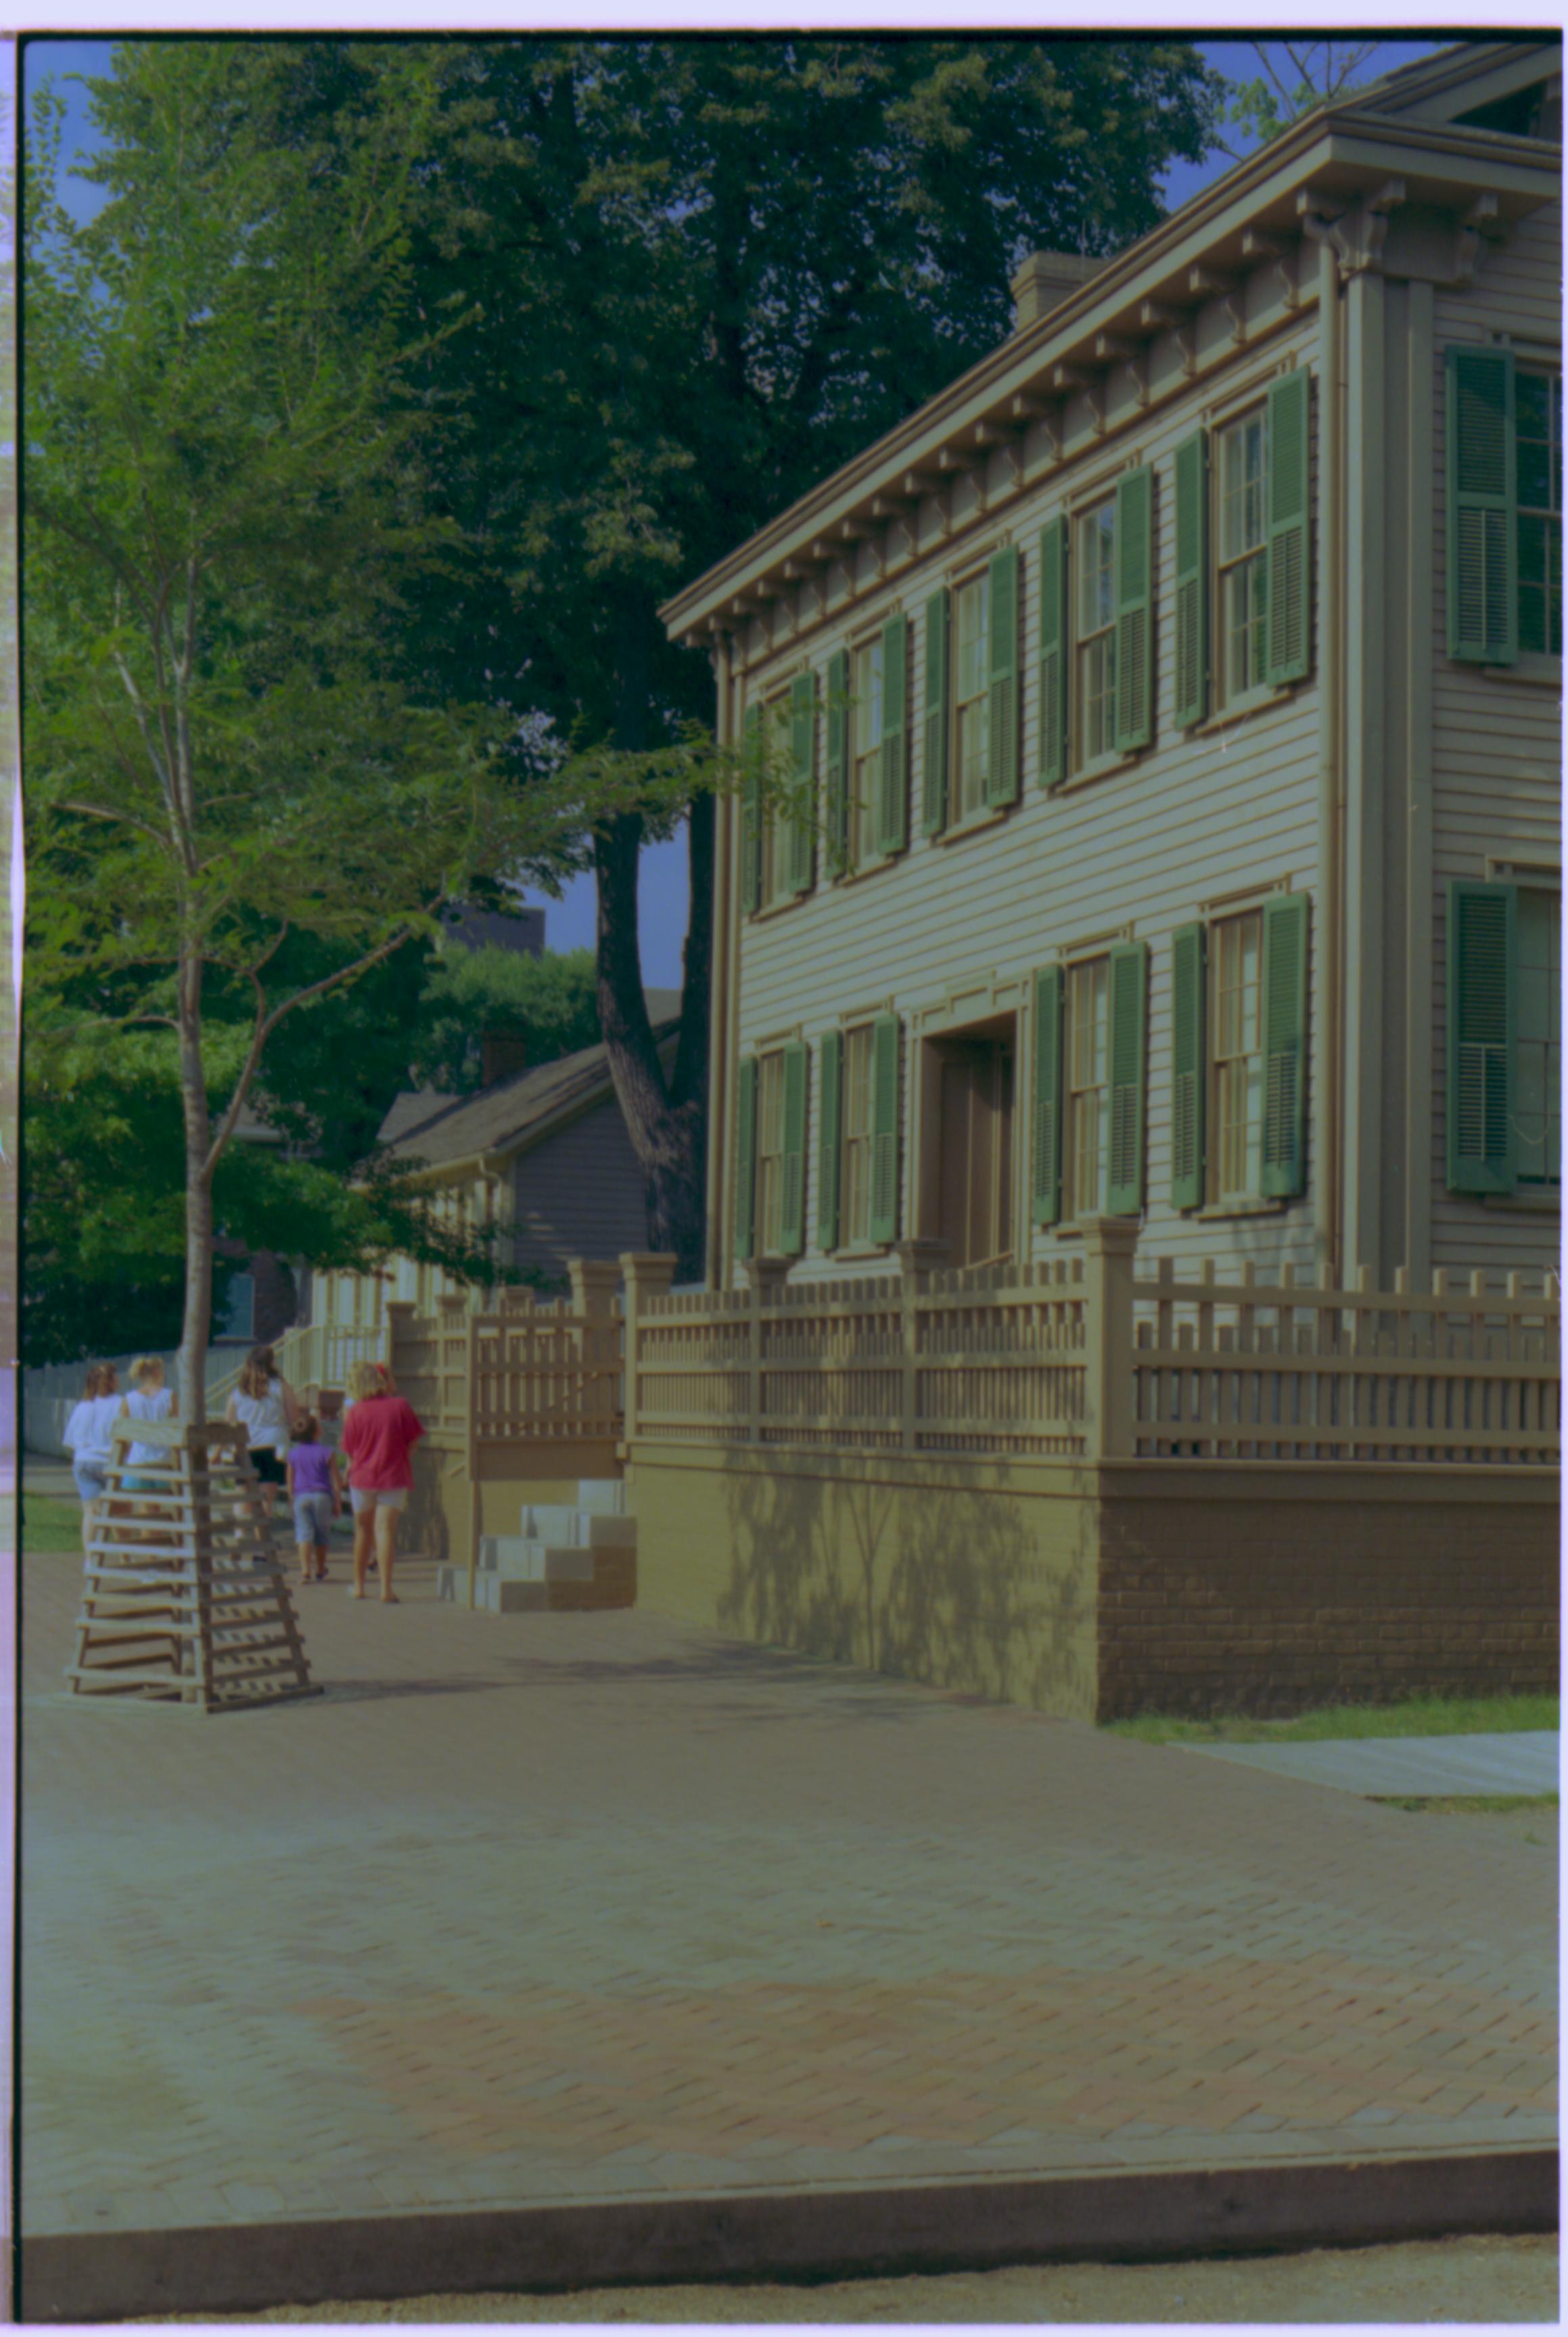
xmin=24 ymin=43 xmax=709 ymax=1405
xmin=236 ymin=37 xmax=1224 ymax=1276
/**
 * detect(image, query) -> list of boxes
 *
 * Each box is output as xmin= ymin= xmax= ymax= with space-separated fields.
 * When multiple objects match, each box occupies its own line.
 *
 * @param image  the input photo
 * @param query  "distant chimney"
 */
xmin=480 ymin=1035 xmax=531 ymax=1087
xmin=1009 ymin=250 xmax=1113 ymax=334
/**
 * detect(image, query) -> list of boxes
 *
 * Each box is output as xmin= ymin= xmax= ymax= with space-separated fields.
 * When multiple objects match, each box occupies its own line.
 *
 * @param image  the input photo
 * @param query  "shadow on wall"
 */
xmin=715 ymin=1459 xmax=1097 ymax=1717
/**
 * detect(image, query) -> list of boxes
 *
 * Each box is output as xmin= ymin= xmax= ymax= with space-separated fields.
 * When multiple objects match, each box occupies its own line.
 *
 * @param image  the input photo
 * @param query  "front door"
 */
xmin=935 ymin=1036 xmax=1015 ymax=1269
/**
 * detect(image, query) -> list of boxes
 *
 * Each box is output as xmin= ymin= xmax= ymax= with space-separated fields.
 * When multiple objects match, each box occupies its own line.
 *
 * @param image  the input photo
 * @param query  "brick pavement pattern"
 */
xmin=20 ymin=1548 xmax=1557 ymax=2239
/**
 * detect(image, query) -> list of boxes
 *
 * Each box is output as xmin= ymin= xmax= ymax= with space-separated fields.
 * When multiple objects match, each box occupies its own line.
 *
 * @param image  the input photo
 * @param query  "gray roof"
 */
xmin=379 ymin=989 xmax=683 ymax=1173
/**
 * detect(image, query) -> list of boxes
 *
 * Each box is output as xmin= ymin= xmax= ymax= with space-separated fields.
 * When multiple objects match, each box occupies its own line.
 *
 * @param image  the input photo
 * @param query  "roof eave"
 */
xmin=660 ymin=106 xmax=1559 ymax=648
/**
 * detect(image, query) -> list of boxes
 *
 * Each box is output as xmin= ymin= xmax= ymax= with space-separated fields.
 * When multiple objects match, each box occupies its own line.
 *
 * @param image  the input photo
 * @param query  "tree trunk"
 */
xmin=592 ymin=608 xmax=716 ymax=1284
xmin=176 ymin=942 xmax=213 ymax=1425
xmin=593 ymin=810 xmax=710 ymax=1282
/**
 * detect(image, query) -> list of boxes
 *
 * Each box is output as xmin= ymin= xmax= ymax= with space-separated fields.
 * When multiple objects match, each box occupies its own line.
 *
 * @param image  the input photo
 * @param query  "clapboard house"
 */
xmin=662 ymin=39 xmax=1561 ymax=1298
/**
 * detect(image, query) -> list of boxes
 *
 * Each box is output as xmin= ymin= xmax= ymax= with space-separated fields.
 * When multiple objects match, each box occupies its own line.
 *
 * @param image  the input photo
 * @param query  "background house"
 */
xmin=312 ymin=991 xmax=681 ymax=1331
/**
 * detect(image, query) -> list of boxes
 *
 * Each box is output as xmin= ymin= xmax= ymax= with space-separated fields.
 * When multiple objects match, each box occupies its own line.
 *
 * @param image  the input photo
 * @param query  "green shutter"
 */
xmin=1030 ymin=963 xmax=1063 ymax=1227
xmin=1113 ymin=468 xmax=1153 ymax=752
xmin=825 ymin=648 xmax=850 ymax=876
xmin=1446 ymin=345 xmax=1518 ymax=665
xmin=1172 ymin=431 xmax=1209 ymax=729
xmin=1036 ymin=516 xmax=1067 ymax=788
xmin=986 ymin=544 xmax=1019 ymax=806
xmin=921 ymin=590 xmax=949 ymax=835
xmin=878 ymin=612 xmax=908 ymax=854
xmin=1265 ymin=369 xmax=1312 ymax=686
xmin=1106 ymin=940 xmax=1147 ymax=1215
xmin=779 ymin=1040 xmax=808 ymax=1254
xmin=1259 ymin=892 xmax=1309 ymax=1198
xmin=785 ymin=671 xmax=816 ymax=897
xmin=1170 ymin=922 xmax=1207 ymax=1210
xmin=817 ymin=1029 xmax=843 ymax=1252
xmin=733 ymin=1054 xmax=758 ymax=1258
xmin=1446 ymin=878 xmax=1517 ymax=1192
xmin=869 ymin=1014 xmax=900 ymax=1244
xmin=740 ymin=705 xmax=762 ymax=915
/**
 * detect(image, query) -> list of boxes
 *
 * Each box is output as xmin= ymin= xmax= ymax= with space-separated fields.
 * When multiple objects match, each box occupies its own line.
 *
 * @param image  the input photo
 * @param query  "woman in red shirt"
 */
xmin=340 ymin=1361 xmax=425 ymax=1604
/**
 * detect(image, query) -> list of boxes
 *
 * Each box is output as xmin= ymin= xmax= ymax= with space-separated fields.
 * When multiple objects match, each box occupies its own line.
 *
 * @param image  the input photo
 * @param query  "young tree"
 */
xmin=235 ymin=37 xmax=1225 ymax=1277
xmin=24 ymin=44 xmax=709 ymax=1408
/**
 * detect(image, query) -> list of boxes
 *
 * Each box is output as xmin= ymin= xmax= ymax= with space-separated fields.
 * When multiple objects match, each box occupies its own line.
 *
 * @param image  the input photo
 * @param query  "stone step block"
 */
xmin=480 ymin=1536 xmax=595 ymax=1582
xmin=436 ymin=1557 xmax=633 ymax=1614
xmin=576 ymin=1479 xmax=626 ymax=1514
xmin=517 ymin=1504 xmax=636 ymax=1549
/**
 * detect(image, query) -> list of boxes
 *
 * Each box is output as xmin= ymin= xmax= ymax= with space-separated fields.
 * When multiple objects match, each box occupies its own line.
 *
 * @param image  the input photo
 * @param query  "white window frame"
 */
xmin=952 ymin=568 xmax=991 ymax=823
xmin=1073 ymin=498 xmax=1117 ymax=769
xmin=1208 ymin=908 xmax=1264 ymax=1204
xmin=755 ymin=1047 xmax=787 ymax=1254
xmin=850 ymin=633 xmax=885 ymax=868
xmin=1214 ymin=403 xmax=1270 ymax=710
xmin=1517 ymin=365 xmax=1563 ymax=660
xmin=840 ymin=1021 xmax=877 ymax=1247
xmin=1516 ymin=884 xmax=1561 ymax=1187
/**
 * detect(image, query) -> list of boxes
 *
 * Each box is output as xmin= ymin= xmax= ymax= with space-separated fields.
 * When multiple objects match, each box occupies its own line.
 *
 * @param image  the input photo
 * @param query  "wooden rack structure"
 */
xmin=66 ymin=1418 xmax=317 ymax=1712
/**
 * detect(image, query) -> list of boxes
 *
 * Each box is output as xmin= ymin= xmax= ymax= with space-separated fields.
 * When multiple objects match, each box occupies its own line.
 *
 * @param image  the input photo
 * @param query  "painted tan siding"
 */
xmin=734 ymin=297 xmax=1325 ymax=1289
xmin=1428 ymin=198 xmax=1563 ymax=1283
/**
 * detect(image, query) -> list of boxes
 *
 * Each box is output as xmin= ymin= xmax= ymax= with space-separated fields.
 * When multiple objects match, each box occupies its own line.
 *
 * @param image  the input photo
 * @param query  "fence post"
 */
xmin=742 ymin=1258 xmax=790 ymax=1443
xmin=892 ymin=1239 xmax=945 ymax=1452
xmin=386 ymin=1302 xmax=415 ymax=1386
xmin=1079 ymin=1218 xmax=1138 ymax=1461
xmin=620 ymin=1253 xmax=678 ymax=1447
xmin=570 ymin=1259 xmax=622 ymax=1439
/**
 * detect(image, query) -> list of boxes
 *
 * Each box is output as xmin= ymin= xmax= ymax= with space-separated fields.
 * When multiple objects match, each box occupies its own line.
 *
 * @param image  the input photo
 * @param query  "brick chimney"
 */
xmin=480 ymin=1035 xmax=530 ymax=1087
xmin=1009 ymin=250 xmax=1113 ymax=333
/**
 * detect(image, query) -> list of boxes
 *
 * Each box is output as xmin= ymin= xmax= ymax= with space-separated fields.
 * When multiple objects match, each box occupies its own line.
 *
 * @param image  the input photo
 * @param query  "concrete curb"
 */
xmin=18 ymin=2147 xmax=1557 ymax=2321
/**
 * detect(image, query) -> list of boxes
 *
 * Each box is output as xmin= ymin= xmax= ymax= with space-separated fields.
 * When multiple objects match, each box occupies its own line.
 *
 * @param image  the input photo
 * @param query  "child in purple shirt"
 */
xmin=285 ymin=1416 xmax=344 ymax=1585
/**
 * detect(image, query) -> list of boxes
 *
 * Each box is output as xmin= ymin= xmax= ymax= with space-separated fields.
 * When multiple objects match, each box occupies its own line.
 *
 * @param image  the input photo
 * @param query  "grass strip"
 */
xmin=1105 ymin=1693 xmax=1559 ymax=1745
xmin=1370 ymin=1792 xmax=1559 ymax=1814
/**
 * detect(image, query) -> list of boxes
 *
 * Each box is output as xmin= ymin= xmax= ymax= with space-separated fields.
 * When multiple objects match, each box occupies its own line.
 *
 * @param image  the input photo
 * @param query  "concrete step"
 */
xmin=576 ymin=1479 xmax=626 ymax=1515
xmin=479 ymin=1536 xmax=594 ymax=1583
xmin=517 ymin=1504 xmax=636 ymax=1548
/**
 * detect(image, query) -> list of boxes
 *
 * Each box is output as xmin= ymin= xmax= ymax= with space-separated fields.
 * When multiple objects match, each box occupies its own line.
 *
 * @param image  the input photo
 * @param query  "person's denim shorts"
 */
xmin=72 ymin=1461 xmax=107 ymax=1503
xmin=292 ymin=1493 xmax=333 ymax=1546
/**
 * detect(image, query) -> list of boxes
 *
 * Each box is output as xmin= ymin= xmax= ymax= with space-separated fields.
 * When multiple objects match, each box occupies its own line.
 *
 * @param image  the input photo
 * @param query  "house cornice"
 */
xmin=660 ymin=106 xmax=1559 ymax=651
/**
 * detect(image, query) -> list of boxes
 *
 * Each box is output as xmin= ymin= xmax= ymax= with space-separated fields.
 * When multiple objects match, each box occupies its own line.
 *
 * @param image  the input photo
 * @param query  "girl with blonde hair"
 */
xmin=225 ymin=1342 xmax=300 ymax=1512
xmin=62 ymin=1362 xmax=123 ymax=1555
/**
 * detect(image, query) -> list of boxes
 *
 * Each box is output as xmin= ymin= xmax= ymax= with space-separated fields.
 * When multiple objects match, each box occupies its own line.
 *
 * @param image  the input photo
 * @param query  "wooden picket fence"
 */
xmin=1131 ymin=1259 xmax=1561 ymax=1464
xmin=377 ymin=1235 xmax=1561 ymax=1470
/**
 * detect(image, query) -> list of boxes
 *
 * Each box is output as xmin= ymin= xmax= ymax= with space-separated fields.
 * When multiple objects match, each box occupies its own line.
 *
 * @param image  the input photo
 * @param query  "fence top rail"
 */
xmin=1134 ymin=1265 xmax=1560 ymax=1315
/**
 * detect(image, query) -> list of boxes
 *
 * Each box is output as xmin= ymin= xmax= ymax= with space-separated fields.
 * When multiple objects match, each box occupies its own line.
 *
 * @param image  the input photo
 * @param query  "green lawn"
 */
xmin=1105 ymin=1693 xmax=1559 ymax=1746
xmin=20 ymin=1493 xmax=87 ymax=1554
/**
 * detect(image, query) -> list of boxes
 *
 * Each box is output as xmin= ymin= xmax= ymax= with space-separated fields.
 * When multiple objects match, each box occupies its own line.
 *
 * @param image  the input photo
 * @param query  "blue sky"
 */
xmin=24 ymin=35 xmax=1445 ymax=982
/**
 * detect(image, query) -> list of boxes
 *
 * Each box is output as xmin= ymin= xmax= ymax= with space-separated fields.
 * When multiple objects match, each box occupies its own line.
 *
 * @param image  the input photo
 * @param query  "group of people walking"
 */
xmin=63 ymin=1345 xmax=425 ymax=1604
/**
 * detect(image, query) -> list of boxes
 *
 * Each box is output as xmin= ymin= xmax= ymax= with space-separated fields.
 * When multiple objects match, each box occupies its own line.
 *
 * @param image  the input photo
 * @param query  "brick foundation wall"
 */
xmin=1096 ymin=1464 xmax=1561 ymax=1720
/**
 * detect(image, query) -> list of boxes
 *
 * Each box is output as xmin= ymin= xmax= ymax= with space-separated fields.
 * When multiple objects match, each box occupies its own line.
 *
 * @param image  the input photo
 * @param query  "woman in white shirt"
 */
xmin=62 ymin=1362 xmax=124 ymax=1556
xmin=225 ymin=1345 xmax=300 ymax=1516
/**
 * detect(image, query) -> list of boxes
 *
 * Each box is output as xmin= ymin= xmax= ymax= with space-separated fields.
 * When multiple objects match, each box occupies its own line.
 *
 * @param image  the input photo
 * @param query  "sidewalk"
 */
xmin=20 ymin=1545 xmax=1556 ymax=2309
xmin=1181 ymin=1732 xmax=1561 ymax=1797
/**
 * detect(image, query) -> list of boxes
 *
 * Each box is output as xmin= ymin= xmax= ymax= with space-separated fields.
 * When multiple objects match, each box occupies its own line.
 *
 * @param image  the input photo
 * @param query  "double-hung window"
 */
xmin=1517 ymin=368 xmax=1563 ymax=657
xmin=816 ymin=1017 xmax=902 ymax=1252
xmin=1447 ymin=880 xmax=1561 ymax=1194
xmin=1447 ymin=344 xmax=1564 ymax=665
xmin=952 ymin=571 xmax=991 ymax=821
xmin=1065 ymin=958 xmax=1111 ymax=1217
xmin=1211 ymin=911 xmax=1264 ymax=1204
xmin=839 ymin=1024 xmax=877 ymax=1245
xmin=851 ymin=637 xmax=884 ymax=868
xmin=1030 ymin=945 xmax=1147 ymax=1226
xmin=741 ymin=680 xmax=816 ymax=913
xmin=1216 ymin=407 xmax=1269 ymax=707
xmin=1169 ymin=895 xmax=1310 ymax=1211
xmin=1074 ymin=503 xmax=1117 ymax=765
